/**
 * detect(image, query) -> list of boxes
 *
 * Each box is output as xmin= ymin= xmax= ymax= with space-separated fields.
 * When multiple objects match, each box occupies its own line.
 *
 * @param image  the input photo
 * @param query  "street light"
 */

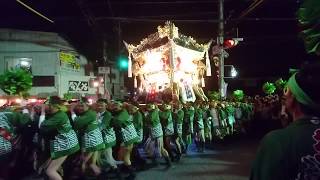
xmin=20 ymin=60 xmax=30 ymax=66
xmin=231 ymin=67 xmax=238 ymax=77
xmin=224 ymin=65 xmax=238 ymax=78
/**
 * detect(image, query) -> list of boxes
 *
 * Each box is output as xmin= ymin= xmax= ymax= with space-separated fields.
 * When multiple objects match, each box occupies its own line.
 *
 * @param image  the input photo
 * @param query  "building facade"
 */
xmin=0 ymin=29 xmax=124 ymax=99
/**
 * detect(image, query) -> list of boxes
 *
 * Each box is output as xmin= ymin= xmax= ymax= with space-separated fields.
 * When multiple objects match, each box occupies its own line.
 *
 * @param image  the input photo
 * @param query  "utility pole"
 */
xmin=103 ymin=35 xmax=108 ymax=100
xmin=169 ymin=22 xmax=175 ymax=99
xmin=218 ymin=0 xmax=225 ymax=99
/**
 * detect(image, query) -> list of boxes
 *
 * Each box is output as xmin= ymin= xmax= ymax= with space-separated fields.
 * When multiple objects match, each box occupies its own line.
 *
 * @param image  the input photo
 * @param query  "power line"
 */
xmin=132 ymin=12 xmax=218 ymax=19
xmin=94 ymin=16 xmax=296 ymax=23
xmin=109 ymin=1 xmax=221 ymax=5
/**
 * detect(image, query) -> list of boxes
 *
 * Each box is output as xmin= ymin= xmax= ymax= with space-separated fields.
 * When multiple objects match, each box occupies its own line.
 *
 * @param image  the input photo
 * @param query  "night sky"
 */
xmin=0 ymin=0 xmax=315 ymax=94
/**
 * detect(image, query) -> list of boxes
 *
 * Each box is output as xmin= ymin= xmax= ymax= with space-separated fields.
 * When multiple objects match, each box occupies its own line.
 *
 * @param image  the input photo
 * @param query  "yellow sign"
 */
xmin=59 ymin=52 xmax=76 ymax=64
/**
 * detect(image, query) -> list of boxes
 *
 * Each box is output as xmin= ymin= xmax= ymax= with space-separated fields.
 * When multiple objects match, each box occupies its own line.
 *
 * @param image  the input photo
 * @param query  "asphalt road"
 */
xmin=136 ymin=137 xmax=259 ymax=180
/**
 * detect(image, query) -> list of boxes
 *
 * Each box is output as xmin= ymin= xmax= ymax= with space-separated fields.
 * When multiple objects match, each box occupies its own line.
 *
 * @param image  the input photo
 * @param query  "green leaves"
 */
xmin=262 ymin=82 xmax=276 ymax=95
xmin=297 ymin=0 xmax=320 ymax=55
xmin=208 ymin=90 xmax=220 ymax=100
xmin=0 ymin=68 xmax=33 ymax=96
xmin=63 ymin=92 xmax=74 ymax=101
xmin=275 ymin=78 xmax=287 ymax=90
xmin=233 ymin=90 xmax=244 ymax=102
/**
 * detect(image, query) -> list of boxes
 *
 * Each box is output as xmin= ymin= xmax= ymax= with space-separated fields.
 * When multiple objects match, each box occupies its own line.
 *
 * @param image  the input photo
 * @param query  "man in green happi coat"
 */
xmin=145 ymin=103 xmax=171 ymax=167
xmin=71 ymin=97 xmax=105 ymax=176
xmin=226 ymin=103 xmax=236 ymax=134
xmin=160 ymin=103 xmax=175 ymax=161
xmin=39 ymin=96 xmax=80 ymax=180
xmin=95 ymin=99 xmax=120 ymax=177
xmin=182 ymin=103 xmax=195 ymax=153
xmin=173 ymin=102 xmax=184 ymax=161
xmin=250 ymin=62 xmax=320 ymax=180
xmin=0 ymin=109 xmax=29 ymax=158
xmin=128 ymin=104 xmax=146 ymax=169
xmin=217 ymin=103 xmax=229 ymax=137
xmin=111 ymin=101 xmax=138 ymax=179
xmin=0 ymin=105 xmax=31 ymax=179
xmin=194 ymin=102 xmax=205 ymax=152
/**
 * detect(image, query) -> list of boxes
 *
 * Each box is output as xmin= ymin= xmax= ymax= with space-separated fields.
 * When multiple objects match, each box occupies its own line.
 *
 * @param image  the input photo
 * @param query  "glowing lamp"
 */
xmin=20 ymin=60 xmax=30 ymax=66
xmin=93 ymin=81 xmax=99 ymax=87
xmin=30 ymin=99 xmax=37 ymax=103
xmin=15 ymin=98 xmax=22 ymax=104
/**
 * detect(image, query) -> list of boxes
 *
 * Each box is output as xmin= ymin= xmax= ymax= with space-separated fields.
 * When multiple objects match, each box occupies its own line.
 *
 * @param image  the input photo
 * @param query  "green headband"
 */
xmin=287 ymin=73 xmax=317 ymax=108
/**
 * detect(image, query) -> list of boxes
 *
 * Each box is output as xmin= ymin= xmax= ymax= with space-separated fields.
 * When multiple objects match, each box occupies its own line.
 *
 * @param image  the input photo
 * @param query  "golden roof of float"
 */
xmin=124 ymin=21 xmax=212 ymax=56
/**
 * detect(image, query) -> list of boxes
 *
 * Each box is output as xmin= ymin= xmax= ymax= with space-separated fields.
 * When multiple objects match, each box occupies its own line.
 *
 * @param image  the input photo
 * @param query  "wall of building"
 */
xmin=0 ymin=29 xmax=125 ymax=99
xmin=0 ymin=29 xmax=88 ymax=97
xmin=104 ymin=67 xmax=125 ymax=100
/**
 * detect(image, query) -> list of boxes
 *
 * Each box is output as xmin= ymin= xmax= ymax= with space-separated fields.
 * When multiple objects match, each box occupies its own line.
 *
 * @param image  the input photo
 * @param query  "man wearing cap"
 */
xmin=0 ymin=105 xmax=31 ymax=180
xmin=145 ymin=103 xmax=171 ymax=167
xmin=250 ymin=62 xmax=320 ymax=180
xmin=39 ymin=96 xmax=80 ymax=180
xmin=182 ymin=103 xmax=195 ymax=153
xmin=111 ymin=101 xmax=138 ymax=179
xmin=129 ymin=104 xmax=146 ymax=169
xmin=159 ymin=103 xmax=175 ymax=161
xmin=194 ymin=102 xmax=205 ymax=152
xmin=95 ymin=99 xmax=121 ymax=177
xmin=173 ymin=102 xmax=184 ymax=161
xmin=226 ymin=102 xmax=236 ymax=135
xmin=210 ymin=101 xmax=221 ymax=139
xmin=203 ymin=102 xmax=212 ymax=144
xmin=71 ymin=97 xmax=105 ymax=176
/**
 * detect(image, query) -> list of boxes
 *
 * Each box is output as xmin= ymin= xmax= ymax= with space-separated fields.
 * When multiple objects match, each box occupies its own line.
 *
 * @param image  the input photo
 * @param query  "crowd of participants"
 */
xmin=0 ymin=96 xmax=255 ymax=180
xmin=249 ymin=94 xmax=291 ymax=137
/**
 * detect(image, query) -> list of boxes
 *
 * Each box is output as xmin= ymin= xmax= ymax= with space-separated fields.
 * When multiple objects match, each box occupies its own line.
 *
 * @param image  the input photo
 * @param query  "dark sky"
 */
xmin=0 ymin=0 xmax=313 ymax=81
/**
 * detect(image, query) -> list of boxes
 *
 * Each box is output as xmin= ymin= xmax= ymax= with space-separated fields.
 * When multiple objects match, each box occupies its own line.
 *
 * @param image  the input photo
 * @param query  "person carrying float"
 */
xmin=0 ymin=105 xmax=31 ymax=179
xmin=128 ymin=104 xmax=146 ymax=169
xmin=111 ymin=101 xmax=138 ymax=179
xmin=209 ymin=101 xmax=222 ymax=139
xmin=194 ymin=101 xmax=205 ymax=152
xmin=217 ymin=102 xmax=229 ymax=137
xmin=38 ymin=96 xmax=80 ymax=180
xmin=145 ymin=103 xmax=172 ymax=167
xmin=202 ymin=102 xmax=213 ymax=143
xmin=182 ymin=102 xmax=195 ymax=153
xmin=95 ymin=99 xmax=122 ymax=178
xmin=159 ymin=103 xmax=176 ymax=161
xmin=71 ymin=97 xmax=105 ymax=177
xmin=226 ymin=103 xmax=236 ymax=135
xmin=172 ymin=101 xmax=184 ymax=161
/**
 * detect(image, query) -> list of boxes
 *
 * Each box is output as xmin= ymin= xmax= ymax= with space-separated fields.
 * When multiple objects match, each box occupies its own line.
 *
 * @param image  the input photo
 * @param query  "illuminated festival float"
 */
xmin=124 ymin=21 xmax=212 ymax=103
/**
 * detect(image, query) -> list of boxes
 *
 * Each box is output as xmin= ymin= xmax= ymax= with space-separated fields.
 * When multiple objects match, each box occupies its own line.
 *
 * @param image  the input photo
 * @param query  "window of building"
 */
xmin=4 ymin=57 xmax=32 ymax=73
xmin=32 ymin=76 xmax=55 ymax=87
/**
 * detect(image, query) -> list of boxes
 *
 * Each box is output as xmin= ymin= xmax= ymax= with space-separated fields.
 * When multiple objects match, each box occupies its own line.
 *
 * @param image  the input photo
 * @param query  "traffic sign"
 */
xmin=98 ymin=67 xmax=110 ymax=74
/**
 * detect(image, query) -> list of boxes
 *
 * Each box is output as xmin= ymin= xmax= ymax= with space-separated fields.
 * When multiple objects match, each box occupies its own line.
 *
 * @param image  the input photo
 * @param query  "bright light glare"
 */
xmin=144 ymin=50 xmax=162 ymax=72
xmin=231 ymin=67 xmax=238 ymax=77
xmin=30 ymin=99 xmax=37 ymax=103
xmin=88 ymin=98 xmax=93 ymax=105
xmin=0 ymin=99 xmax=7 ymax=107
xmin=93 ymin=81 xmax=99 ymax=87
xmin=15 ymin=98 xmax=22 ymax=104
xmin=20 ymin=60 xmax=30 ymax=66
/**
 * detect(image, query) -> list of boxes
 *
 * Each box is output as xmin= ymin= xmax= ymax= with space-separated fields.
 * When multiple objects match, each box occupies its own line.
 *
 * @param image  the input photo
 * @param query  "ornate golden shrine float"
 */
xmin=124 ymin=21 xmax=212 ymax=103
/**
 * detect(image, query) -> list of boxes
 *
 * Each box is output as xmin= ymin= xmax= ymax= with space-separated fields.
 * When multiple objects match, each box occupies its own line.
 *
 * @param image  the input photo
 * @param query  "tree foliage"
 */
xmin=233 ymin=89 xmax=244 ymax=102
xmin=0 ymin=68 xmax=33 ymax=96
xmin=275 ymin=78 xmax=287 ymax=90
xmin=297 ymin=0 xmax=320 ymax=55
xmin=262 ymin=82 xmax=276 ymax=95
xmin=208 ymin=90 xmax=220 ymax=100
